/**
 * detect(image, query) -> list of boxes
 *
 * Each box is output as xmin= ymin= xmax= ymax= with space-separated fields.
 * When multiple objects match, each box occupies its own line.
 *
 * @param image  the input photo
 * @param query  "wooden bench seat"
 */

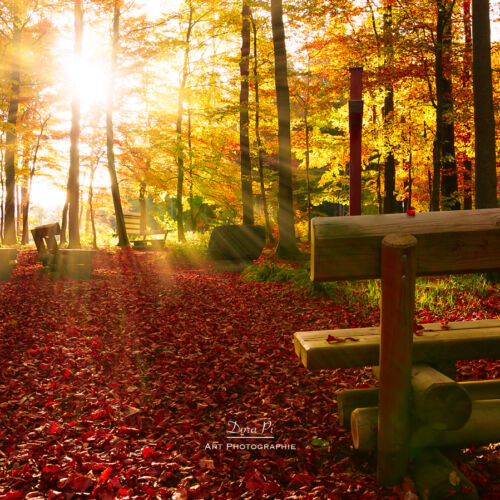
xmin=31 ymin=223 xmax=60 ymax=264
xmin=295 ymin=319 xmax=500 ymax=370
xmin=124 ymin=214 xmax=168 ymax=250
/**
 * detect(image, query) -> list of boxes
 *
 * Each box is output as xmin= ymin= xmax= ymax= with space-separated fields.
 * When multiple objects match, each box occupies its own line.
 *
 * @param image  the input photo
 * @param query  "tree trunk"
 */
xmin=472 ymin=0 xmax=497 ymax=208
xmin=16 ymin=184 xmax=21 ymax=236
xmin=88 ymin=164 xmax=98 ymax=250
xmin=271 ymin=0 xmax=298 ymax=257
xmin=439 ymin=0 xmax=460 ymax=210
xmin=67 ymin=0 xmax=83 ymax=249
xmin=22 ymin=116 xmax=48 ymax=245
xmin=139 ymin=181 xmax=147 ymax=235
xmin=21 ymin=173 xmax=29 ymax=245
xmin=251 ymin=15 xmax=273 ymax=243
xmin=240 ymin=0 xmax=253 ymax=225
xmin=4 ymin=28 xmax=21 ymax=245
xmin=462 ymin=0 xmax=473 ymax=210
xmin=1 ymin=151 xmax=4 ymax=242
xmin=187 ymin=107 xmax=196 ymax=231
xmin=107 ymin=1 xmax=129 ymax=247
xmin=303 ymin=56 xmax=312 ymax=243
xmin=175 ymin=2 xmax=193 ymax=243
xmin=382 ymin=5 xmax=396 ymax=214
xmin=60 ymin=194 xmax=69 ymax=244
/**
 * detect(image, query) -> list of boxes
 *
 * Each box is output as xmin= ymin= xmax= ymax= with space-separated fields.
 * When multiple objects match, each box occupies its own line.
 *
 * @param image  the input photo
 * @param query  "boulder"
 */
xmin=208 ymin=225 xmax=265 ymax=261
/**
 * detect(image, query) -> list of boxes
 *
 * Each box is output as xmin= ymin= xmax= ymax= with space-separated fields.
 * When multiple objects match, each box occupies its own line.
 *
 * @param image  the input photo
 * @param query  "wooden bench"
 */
xmin=123 ymin=213 xmax=168 ymax=250
xmin=294 ymin=208 xmax=500 ymax=495
xmin=58 ymin=248 xmax=96 ymax=279
xmin=0 ymin=248 xmax=18 ymax=280
xmin=31 ymin=223 xmax=96 ymax=279
xmin=31 ymin=223 xmax=60 ymax=266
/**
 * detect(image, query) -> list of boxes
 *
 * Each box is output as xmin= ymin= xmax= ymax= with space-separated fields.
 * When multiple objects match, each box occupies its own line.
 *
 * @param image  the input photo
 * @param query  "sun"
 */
xmin=67 ymin=55 xmax=110 ymax=110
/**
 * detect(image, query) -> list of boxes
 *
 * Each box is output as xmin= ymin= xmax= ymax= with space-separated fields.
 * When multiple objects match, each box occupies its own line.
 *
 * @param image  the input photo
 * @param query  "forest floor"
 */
xmin=0 ymin=249 xmax=499 ymax=499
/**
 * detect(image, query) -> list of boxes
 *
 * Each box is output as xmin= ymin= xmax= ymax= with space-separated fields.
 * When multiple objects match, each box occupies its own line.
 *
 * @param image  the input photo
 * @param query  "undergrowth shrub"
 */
xmin=241 ymin=261 xmax=494 ymax=314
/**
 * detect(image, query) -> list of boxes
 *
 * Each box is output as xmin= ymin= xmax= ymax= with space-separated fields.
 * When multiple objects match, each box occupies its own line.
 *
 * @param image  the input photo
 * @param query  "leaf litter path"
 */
xmin=0 ymin=250 xmax=498 ymax=499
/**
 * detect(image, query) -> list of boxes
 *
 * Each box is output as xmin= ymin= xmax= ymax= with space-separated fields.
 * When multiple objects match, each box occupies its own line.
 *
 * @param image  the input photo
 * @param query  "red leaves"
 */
xmin=1 ymin=493 xmax=24 ymax=500
xmin=117 ymin=426 xmax=140 ymax=435
xmin=289 ymin=472 xmax=313 ymax=488
xmin=61 ymin=473 xmax=94 ymax=492
xmin=326 ymin=334 xmax=360 ymax=343
xmin=141 ymin=446 xmax=155 ymax=459
xmin=0 ymin=250 xmax=498 ymax=498
xmin=413 ymin=321 xmax=424 ymax=335
xmin=48 ymin=422 xmax=61 ymax=435
xmin=98 ymin=467 xmax=113 ymax=484
xmin=406 ymin=209 xmax=416 ymax=216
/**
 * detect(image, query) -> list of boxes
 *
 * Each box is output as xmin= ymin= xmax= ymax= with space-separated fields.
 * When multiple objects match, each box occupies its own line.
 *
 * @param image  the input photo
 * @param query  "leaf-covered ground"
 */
xmin=0 ymin=250 xmax=499 ymax=499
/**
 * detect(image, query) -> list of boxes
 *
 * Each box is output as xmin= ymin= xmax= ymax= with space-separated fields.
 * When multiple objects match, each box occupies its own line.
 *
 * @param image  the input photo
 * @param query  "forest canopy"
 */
xmin=0 ymin=0 xmax=498 ymax=248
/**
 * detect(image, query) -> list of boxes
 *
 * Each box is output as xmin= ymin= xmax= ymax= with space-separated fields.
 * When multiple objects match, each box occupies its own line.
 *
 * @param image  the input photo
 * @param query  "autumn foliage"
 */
xmin=0 ymin=250 xmax=499 ymax=497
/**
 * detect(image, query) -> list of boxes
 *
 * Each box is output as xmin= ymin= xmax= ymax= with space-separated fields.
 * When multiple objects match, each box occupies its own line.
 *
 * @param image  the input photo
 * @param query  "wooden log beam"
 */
xmin=411 ymin=364 xmax=471 ymax=430
xmin=311 ymin=208 xmax=500 ymax=281
xmin=373 ymin=361 xmax=456 ymax=380
xmin=351 ymin=400 xmax=500 ymax=451
xmin=337 ymin=379 xmax=500 ymax=428
xmin=377 ymin=233 xmax=417 ymax=485
xmin=294 ymin=319 xmax=500 ymax=370
xmin=411 ymin=448 xmax=478 ymax=500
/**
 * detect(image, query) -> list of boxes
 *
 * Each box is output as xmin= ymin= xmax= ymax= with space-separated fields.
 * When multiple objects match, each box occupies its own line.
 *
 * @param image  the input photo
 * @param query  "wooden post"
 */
xmin=349 ymin=67 xmax=363 ymax=216
xmin=377 ymin=233 xmax=417 ymax=485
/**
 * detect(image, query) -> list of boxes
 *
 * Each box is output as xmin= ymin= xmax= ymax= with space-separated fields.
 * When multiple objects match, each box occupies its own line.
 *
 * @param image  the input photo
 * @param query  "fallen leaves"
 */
xmin=326 ymin=334 xmax=360 ymax=343
xmin=0 ymin=250 xmax=498 ymax=498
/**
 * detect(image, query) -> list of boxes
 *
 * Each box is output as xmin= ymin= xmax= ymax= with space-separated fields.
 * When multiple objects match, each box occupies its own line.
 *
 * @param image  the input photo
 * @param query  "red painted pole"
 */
xmin=349 ymin=67 xmax=363 ymax=216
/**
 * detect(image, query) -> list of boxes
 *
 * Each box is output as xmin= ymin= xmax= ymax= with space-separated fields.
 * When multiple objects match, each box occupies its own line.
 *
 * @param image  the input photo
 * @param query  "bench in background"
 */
xmin=31 ymin=223 xmax=96 ymax=279
xmin=123 ymin=214 xmax=168 ymax=250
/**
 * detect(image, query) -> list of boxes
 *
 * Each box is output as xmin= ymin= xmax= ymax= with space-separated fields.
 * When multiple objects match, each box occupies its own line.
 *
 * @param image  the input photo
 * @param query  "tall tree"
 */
xmin=435 ymin=0 xmax=460 ymax=210
xmin=271 ymin=0 xmax=298 ymax=257
xmin=250 ymin=14 xmax=273 ymax=242
xmin=106 ymin=0 xmax=129 ymax=247
xmin=20 ymin=113 xmax=49 ymax=244
xmin=240 ymin=0 xmax=253 ymax=225
xmin=382 ymin=3 xmax=397 ymax=214
xmin=3 ymin=27 xmax=21 ymax=245
xmin=175 ymin=0 xmax=194 ymax=243
xmin=67 ymin=0 xmax=83 ymax=248
xmin=461 ymin=0 xmax=473 ymax=210
xmin=472 ymin=0 xmax=497 ymax=208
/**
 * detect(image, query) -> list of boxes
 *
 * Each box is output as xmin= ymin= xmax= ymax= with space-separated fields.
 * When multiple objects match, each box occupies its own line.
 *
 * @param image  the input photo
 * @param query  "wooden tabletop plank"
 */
xmin=295 ymin=319 xmax=500 ymax=370
xmin=312 ymin=209 xmax=500 ymax=281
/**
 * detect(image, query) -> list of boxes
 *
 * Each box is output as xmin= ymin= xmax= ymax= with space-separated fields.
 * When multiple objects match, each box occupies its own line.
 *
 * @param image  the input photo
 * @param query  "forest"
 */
xmin=0 ymin=0 xmax=498 ymax=250
xmin=0 ymin=0 xmax=500 ymax=498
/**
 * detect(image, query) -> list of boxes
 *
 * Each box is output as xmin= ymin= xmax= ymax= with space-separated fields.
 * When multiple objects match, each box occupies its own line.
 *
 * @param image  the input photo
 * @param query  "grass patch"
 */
xmin=241 ymin=261 xmax=494 ymax=314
